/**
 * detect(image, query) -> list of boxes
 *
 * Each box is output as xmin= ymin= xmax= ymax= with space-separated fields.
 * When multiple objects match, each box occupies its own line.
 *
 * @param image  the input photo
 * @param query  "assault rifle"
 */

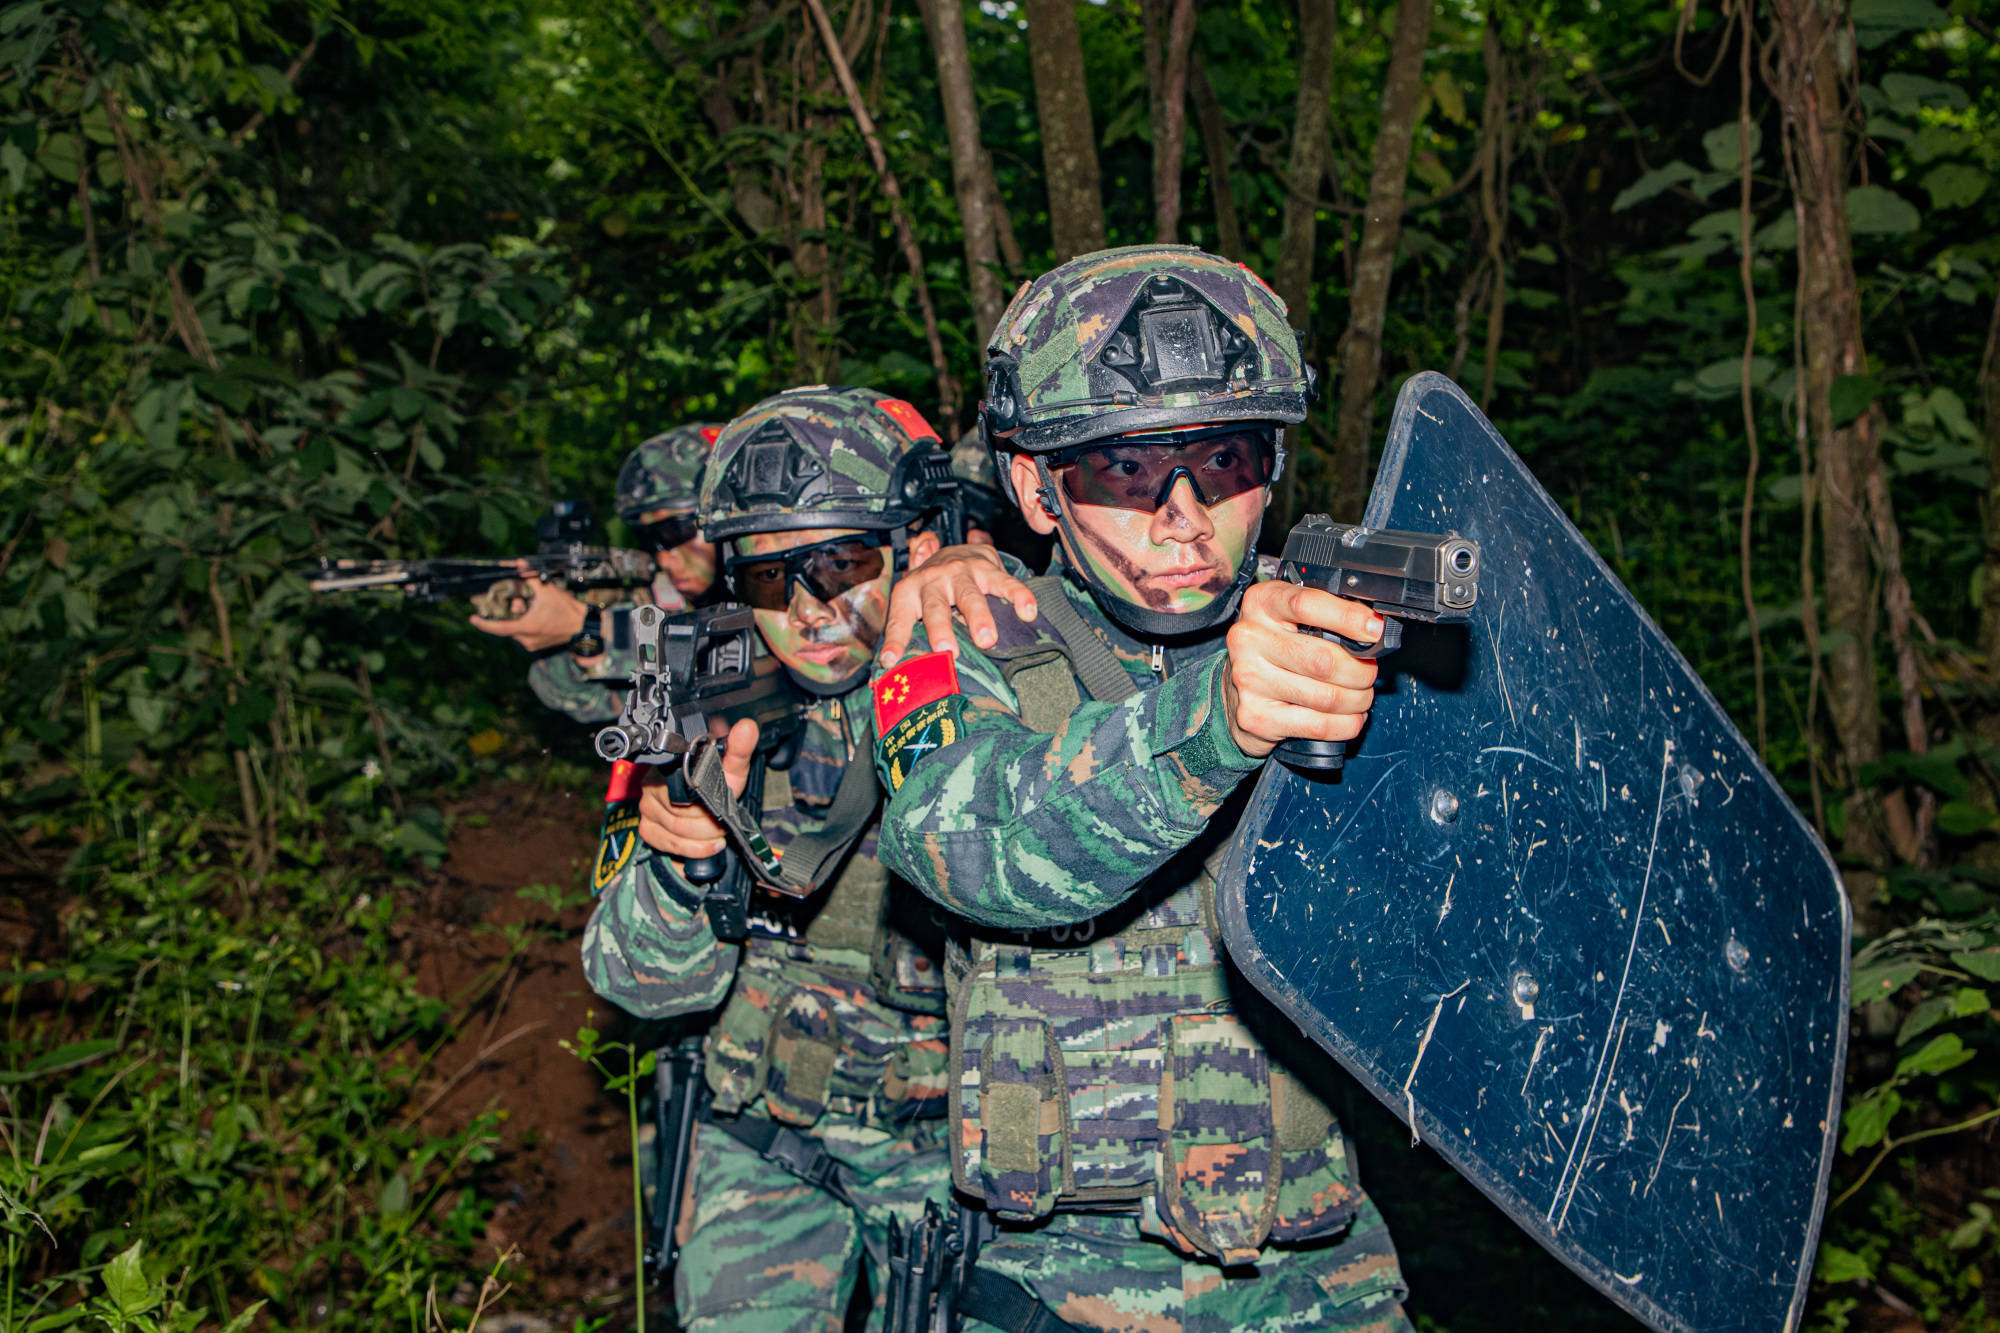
xmin=593 ymin=602 xmax=805 ymax=940
xmin=1275 ymin=514 xmax=1482 ymax=773
xmin=300 ymin=500 xmax=653 ymax=605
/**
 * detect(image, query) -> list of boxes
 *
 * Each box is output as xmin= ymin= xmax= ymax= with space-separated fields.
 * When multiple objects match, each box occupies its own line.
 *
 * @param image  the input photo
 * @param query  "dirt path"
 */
xmin=405 ymin=779 xmax=648 ymax=1327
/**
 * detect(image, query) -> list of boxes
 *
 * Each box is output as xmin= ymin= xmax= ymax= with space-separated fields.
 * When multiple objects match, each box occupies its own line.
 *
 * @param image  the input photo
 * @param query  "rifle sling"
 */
xmin=1023 ymin=576 xmax=1139 ymax=705
xmin=956 ymin=1267 xmax=1088 ymax=1333
xmin=684 ymin=727 xmax=878 ymax=897
xmin=700 ymin=1106 xmax=853 ymax=1207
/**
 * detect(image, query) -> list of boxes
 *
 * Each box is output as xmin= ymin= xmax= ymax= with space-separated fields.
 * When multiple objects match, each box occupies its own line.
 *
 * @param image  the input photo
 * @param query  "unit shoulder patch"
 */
xmin=593 ymin=800 xmax=642 ymax=893
xmin=873 ymin=649 xmax=962 ymax=734
xmin=880 ymin=695 xmax=967 ymax=792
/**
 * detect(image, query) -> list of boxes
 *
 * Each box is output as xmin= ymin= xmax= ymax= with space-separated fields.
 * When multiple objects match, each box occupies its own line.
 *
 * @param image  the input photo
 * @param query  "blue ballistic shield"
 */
xmin=1216 ymin=373 xmax=1848 ymax=1333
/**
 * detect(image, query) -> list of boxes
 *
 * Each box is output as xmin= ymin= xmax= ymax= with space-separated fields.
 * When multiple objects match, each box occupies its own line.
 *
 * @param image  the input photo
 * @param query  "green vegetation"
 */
xmin=0 ymin=0 xmax=1997 ymax=1327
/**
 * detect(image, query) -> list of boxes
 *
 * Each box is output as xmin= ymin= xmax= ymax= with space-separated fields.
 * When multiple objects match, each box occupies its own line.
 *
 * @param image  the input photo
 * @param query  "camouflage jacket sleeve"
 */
xmin=525 ymin=600 xmax=642 ymax=724
xmin=871 ymin=626 xmax=1262 ymax=929
xmin=580 ymin=693 xmax=869 ymax=1017
xmin=580 ymin=847 xmax=738 ymax=1019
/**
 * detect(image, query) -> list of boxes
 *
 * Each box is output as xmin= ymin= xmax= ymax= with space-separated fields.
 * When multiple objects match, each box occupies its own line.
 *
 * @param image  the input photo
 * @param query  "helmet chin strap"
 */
xmin=1032 ymin=457 xmax=1257 ymax=639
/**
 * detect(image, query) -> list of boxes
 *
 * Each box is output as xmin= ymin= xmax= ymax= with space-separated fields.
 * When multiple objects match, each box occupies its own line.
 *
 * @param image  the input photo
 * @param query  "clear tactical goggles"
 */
xmin=634 ymin=512 xmax=702 ymax=552
xmin=1048 ymin=425 xmax=1275 ymax=513
xmin=724 ymin=535 xmax=886 ymax=611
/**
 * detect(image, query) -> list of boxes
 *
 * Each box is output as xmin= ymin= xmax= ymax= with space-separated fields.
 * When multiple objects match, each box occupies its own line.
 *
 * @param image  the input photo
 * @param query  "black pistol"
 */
xmin=1274 ymin=514 xmax=1481 ymax=773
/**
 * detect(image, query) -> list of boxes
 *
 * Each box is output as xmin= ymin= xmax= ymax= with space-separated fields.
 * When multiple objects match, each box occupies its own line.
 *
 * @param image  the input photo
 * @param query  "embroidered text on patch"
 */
xmin=880 ymin=696 xmax=966 ymax=791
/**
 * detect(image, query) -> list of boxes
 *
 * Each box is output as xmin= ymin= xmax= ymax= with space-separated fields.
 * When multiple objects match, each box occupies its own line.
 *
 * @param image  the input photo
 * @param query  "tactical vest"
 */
xmin=704 ymin=702 xmax=950 ymax=1128
xmin=947 ymin=578 xmax=1362 ymax=1267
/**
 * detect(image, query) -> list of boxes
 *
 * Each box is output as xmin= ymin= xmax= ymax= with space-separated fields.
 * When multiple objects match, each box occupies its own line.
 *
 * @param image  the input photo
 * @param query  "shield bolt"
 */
xmin=1725 ymin=937 xmax=1751 ymax=973
xmin=1511 ymin=973 xmax=1539 ymax=1007
xmin=1429 ymin=789 xmax=1460 ymax=824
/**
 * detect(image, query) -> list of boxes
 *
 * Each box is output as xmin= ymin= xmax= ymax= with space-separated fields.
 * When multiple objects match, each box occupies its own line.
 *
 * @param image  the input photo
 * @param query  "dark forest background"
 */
xmin=1 ymin=0 xmax=1997 ymax=1328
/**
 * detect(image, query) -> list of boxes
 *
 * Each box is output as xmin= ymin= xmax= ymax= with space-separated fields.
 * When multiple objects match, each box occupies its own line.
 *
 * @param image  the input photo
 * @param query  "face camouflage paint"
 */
xmin=1060 ymin=478 xmax=1264 ymax=615
xmin=733 ymin=529 xmax=893 ymax=687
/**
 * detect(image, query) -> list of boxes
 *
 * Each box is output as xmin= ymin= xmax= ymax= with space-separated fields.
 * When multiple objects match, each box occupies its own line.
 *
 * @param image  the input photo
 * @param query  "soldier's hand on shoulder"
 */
xmin=1223 ymin=582 xmax=1384 ymax=758
xmin=879 ymin=544 xmax=1038 ymax=664
xmin=468 ymin=559 xmax=592 ymax=653
xmin=635 ymin=717 xmax=759 ymax=863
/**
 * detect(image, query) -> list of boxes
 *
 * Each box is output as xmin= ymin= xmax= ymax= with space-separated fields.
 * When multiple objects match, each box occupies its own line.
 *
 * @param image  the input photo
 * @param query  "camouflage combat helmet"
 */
xmin=981 ymin=246 xmax=1311 ymax=635
xmin=700 ymin=386 xmax=960 ymax=544
xmin=980 ymin=244 xmax=1313 ymax=455
xmin=615 ymin=424 xmax=723 ymax=526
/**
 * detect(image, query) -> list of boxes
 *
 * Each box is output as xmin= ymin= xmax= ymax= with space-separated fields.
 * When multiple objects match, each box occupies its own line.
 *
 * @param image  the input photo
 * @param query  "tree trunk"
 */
xmin=918 ymin=0 xmax=1006 ymax=341
xmin=1978 ymin=292 xmax=2000 ymax=665
xmin=1769 ymin=0 xmax=1922 ymax=874
xmin=1022 ymin=0 xmax=1106 ymax=257
xmin=982 ymin=146 xmax=1025 ymax=274
xmin=1189 ymin=50 xmax=1242 ymax=259
xmin=1328 ymin=0 xmax=1432 ymax=523
xmin=1476 ymin=16 xmax=1510 ymax=412
xmin=1271 ymin=0 xmax=1337 ymax=527
xmin=1143 ymin=0 xmax=1197 ymax=242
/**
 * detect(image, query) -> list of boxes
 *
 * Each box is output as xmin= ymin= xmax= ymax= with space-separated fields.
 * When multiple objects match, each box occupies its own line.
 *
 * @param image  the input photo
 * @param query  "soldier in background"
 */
xmin=581 ymin=388 xmax=967 ymax=1333
xmin=870 ymin=247 xmax=1412 ymax=1333
xmin=471 ymin=424 xmax=721 ymax=722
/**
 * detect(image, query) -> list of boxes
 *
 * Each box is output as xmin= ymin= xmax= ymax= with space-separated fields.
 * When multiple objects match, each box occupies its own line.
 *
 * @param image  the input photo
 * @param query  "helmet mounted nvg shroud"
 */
xmin=980 ymin=246 xmax=1316 ymax=636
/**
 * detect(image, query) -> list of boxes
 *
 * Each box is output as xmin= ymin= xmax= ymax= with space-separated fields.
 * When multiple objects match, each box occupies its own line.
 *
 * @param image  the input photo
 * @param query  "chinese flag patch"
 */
xmin=875 ymin=398 xmax=939 ymax=444
xmin=699 ymin=425 xmax=722 ymax=447
xmin=875 ymin=650 xmax=961 ymax=734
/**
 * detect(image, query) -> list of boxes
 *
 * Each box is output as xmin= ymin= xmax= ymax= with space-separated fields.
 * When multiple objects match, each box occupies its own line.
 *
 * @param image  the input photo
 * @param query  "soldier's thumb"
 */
xmin=722 ymin=717 xmax=759 ymax=796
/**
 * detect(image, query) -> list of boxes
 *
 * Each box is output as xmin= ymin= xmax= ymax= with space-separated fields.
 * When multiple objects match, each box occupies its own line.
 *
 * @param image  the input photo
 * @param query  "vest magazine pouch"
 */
xmin=704 ymin=975 xmax=788 ymax=1114
xmin=883 ymin=1014 xmax=951 ymax=1117
xmin=870 ymin=912 xmax=947 ymax=1015
xmin=1265 ymin=1066 xmax=1361 ymax=1243
xmin=763 ymin=985 xmax=838 ymax=1126
xmin=968 ymin=1015 xmax=1068 ymax=1220
xmin=1157 ymin=1010 xmax=1282 ymax=1265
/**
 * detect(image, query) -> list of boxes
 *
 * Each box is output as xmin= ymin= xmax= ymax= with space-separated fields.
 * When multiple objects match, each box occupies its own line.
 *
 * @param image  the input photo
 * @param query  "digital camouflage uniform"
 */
xmin=870 ymin=247 xmax=1411 ymax=1333
xmin=581 ymin=389 xmax=962 ymax=1333
xmin=528 ymin=424 xmax=719 ymax=722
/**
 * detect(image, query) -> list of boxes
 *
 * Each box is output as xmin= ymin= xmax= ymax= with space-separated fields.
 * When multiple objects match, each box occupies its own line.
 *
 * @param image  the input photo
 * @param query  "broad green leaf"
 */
xmin=1701 ymin=121 xmax=1760 ymax=174
xmin=1951 ymin=949 xmax=2000 ymax=981
xmin=1922 ymin=164 xmax=1988 ymax=211
xmin=1937 ymin=802 xmax=1996 ymax=837
xmin=1898 ymin=995 xmax=1957 ymax=1046
xmin=1930 ymin=388 xmax=1976 ymax=441
xmin=1954 ymin=987 xmax=1989 ymax=1017
xmin=1817 ymin=1243 xmax=1872 ymax=1283
xmin=1851 ymin=958 xmax=1921 ymax=1002
xmin=1851 ymin=0 xmax=1948 ymax=41
xmin=102 ymin=1240 xmax=157 ymax=1317
xmin=1880 ymin=72 xmax=1968 ymax=112
xmin=1612 ymin=161 xmax=1697 ymax=213
xmin=1841 ymin=1089 xmax=1901 ymax=1152
xmin=1429 ymin=70 xmax=1467 ymax=126
xmin=220 ymin=1302 xmax=268 ymax=1333
xmin=378 ymin=1171 xmax=409 ymax=1216
xmin=1830 ymin=374 xmax=1884 ymax=426
xmin=1897 ymin=1032 xmax=1974 ymax=1078
xmin=34 ymin=131 xmax=77 ymax=184
xmin=1846 ymin=185 xmax=1920 ymax=236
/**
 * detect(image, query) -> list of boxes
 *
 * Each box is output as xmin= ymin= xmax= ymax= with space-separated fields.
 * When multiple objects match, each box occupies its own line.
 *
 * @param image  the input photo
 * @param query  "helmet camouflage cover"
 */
xmin=699 ymin=385 xmax=960 ymax=543
xmin=981 ymin=244 xmax=1314 ymax=455
xmin=615 ymin=424 xmax=723 ymax=526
